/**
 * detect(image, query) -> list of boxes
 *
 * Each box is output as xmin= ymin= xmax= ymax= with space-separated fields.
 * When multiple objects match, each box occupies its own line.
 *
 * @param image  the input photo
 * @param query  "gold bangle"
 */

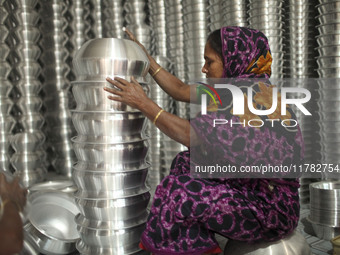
xmin=153 ymin=109 xmax=164 ymax=125
xmin=152 ymin=66 xmax=163 ymax=77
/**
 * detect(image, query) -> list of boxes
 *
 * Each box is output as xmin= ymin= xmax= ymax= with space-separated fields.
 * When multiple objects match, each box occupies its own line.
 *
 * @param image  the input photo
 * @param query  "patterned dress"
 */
xmin=140 ymin=27 xmax=304 ymax=255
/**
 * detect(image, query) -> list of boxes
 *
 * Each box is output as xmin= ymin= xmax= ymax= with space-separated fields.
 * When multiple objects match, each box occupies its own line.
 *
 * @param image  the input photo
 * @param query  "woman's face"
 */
xmin=202 ymin=42 xmax=224 ymax=78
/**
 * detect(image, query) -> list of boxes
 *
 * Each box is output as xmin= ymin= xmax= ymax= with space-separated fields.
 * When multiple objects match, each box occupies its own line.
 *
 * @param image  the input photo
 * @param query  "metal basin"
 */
xmin=76 ymin=222 xmax=145 ymax=250
xmin=72 ymin=137 xmax=149 ymax=165
xmin=223 ymin=230 xmax=311 ymax=255
xmin=72 ymin=38 xmax=149 ymax=81
xmin=72 ymin=167 xmax=148 ymax=195
xmin=26 ymin=191 xmax=80 ymax=255
xmin=72 ymin=81 xmax=149 ymax=112
xmin=29 ymin=180 xmax=76 ymax=194
xmin=74 ymin=191 xmax=150 ymax=221
xmin=71 ymin=110 xmax=147 ymax=141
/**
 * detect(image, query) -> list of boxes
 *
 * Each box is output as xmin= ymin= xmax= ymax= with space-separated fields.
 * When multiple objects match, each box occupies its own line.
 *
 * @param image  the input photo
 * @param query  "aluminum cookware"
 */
xmin=74 ymin=191 xmax=150 ymax=221
xmin=72 ymin=38 xmax=149 ymax=81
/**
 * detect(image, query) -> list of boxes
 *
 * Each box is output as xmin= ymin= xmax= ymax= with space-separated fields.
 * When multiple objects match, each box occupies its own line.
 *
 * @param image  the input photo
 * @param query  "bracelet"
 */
xmin=152 ymin=66 xmax=163 ymax=77
xmin=0 ymin=199 xmax=10 ymax=218
xmin=153 ymin=109 xmax=164 ymax=125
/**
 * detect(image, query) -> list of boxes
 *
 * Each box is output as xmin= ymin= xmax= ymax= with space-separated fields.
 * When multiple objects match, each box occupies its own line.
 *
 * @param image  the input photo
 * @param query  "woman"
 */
xmin=104 ymin=26 xmax=304 ymax=255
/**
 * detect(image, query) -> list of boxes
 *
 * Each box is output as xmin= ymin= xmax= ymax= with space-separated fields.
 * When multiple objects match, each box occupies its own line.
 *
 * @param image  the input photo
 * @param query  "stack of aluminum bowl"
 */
xmin=317 ymin=79 xmax=340 ymax=179
xmin=149 ymin=0 xmax=167 ymax=56
xmin=72 ymin=38 xmax=150 ymax=255
xmin=102 ymin=0 xmax=124 ymax=39
xmin=285 ymin=0 xmax=319 ymax=78
xmin=0 ymin=2 xmax=15 ymax=172
xmin=124 ymin=0 xmax=156 ymax=55
xmin=165 ymin=0 xmax=185 ymax=81
xmin=6 ymin=0 xmax=46 ymax=187
xmin=147 ymin=56 xmax=185 ymax=199
xmin=208 ymin=0 xmax=223 ymax=33
xmin=182 ymin=0 xmax=209 ymax=118
xmin=38 ymin=0 xmax=76 ymax=177
xmin=248 ymin=0 xmax=285 ymax=78
xmin=222 ymin=0 xmax=248 ymax=27
xmin=316 ymin=0 xmax=340 ymax=78
xmin=164 ymin=0 xmax=187 ymax=119
xmin=182 ymin=0 xmax=208 ymax=82
xmin=309 ymin=181 xmax=340 ymax=240
xmin=23 ymin=190 xmax=80 ymax=254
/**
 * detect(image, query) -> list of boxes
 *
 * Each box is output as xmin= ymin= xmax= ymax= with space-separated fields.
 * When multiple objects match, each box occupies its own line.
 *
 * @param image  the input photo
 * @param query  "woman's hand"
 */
xmin=124 ymin=27 xmax=151 ymax=59
xmin=0 ymin=173 xmax=27 ymax=212
xmin=104 ymin=76 xmax=151 ymax=111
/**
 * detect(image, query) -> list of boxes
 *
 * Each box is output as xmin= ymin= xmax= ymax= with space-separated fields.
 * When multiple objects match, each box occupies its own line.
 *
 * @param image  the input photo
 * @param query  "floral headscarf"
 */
xmin=221 ymin=26 xmax=272 ymax=78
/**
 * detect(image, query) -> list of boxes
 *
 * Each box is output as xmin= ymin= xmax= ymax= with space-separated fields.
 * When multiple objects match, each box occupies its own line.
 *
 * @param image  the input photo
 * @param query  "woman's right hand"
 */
xmin=0 ymin=173 xmax=27 ymax=212
xmin=123 ymin=27 xmax=151 ymax=59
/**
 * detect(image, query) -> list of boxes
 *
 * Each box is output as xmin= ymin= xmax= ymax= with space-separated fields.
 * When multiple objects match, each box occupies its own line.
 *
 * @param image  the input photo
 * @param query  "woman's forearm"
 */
xmin=148 ymin=57 xmax=197 ymax=103
xmin=139 ymin=99 xmax=199 ymax=147
xmin=0 ymin=201 xmax=23 ymax=254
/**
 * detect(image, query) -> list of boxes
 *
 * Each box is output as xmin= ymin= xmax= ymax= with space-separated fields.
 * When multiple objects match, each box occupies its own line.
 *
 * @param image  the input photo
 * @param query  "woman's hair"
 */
xmin=207 ymin=29 xmax=223 ymax=64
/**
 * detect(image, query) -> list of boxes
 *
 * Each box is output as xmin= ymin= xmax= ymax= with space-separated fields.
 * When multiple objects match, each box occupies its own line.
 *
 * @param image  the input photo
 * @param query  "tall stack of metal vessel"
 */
xmin=71 ymin=38 xmax=150 ymax=255
xmin=0 ymin=1 xmax=15 ymax=172
xmin=38 ymin=0 xmax=76 ymax=177
xmin=248 ymin=0 xmax=285 ymax=78
xmin=316 ymin=0 xmax=340 ymax=180
xmin=6 ymin=0 xmax=46 ymax=187
xmin=102 ymin=0 xmax=124 ymax=39
xmin=208 ymin=0 xmax=223 ymax=32
xmin=124 ymin=0 xmax=156 ymax=55
xmin=285 ymin=0 xmax=320 ymax=208
xmin=222 ymin=0 xmax=248 ymax=26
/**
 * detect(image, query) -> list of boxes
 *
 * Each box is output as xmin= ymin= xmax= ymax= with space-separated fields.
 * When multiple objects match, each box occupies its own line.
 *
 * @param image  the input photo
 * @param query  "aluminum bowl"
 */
xmin=29 ymin=180 xmax=76 ymax=194
xmin=74 ymin=191 xmax=150 ymax=221
xmin=11 ymin=132 xmax=45 ymax=152
xmin=76 ymin=239 xmax=145 ymax=255
xmin=317 ymin=23 xmax=340 ymax=36
xmin=26 ymin=191 xmax=80 ymax=254
xmin=72 ymin=81 xmax=149 ymax=112
xmin=310 ymin=181 xmax=340 ymax=210
xmin=72 ymin=137 xmax=149 ymax=165
xmin=317 ymin=2 xmax=340 ymax=13
xmin=71 ymin=110 xmax=146 ymax=140
xmin=72 ymin=165 xmax=148 ymax=192
xmin=72 ymin=38 xmax=149 ymax=81
xmin=308 ymin=217 xmax=340 ymax=241
xmin=73 ymin=160 xmax=150 ymax=173
xmin=77 ymin=222 xmax=145 ymax=249
xmin=223 ymin=230 xmax=311 ymax=255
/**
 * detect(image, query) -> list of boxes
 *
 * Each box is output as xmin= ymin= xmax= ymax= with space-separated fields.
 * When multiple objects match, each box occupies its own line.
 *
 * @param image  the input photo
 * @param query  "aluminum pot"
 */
xmin=223 ymin=230 xmax=311 ymax=255
xmin=76 ymin=221 xmax=145 ymax=249
xmin=75 ymin=191 xmax=150 ymax=221
xmin=26 ymin=191 xmax=80 ymax=255
xmin=72 ymin=38 xmax=149 ymax=81
xmin=75 ymin=210 xmax=148 ymax=230
xmin=72 ymin=167 xmax=148 ymax=194
xmin=71 ymin=110 xmax=147 ymax=141
xmin=72 ymin=137 xmax=149 ymax=165
xmin=72 ymin=81 xmax=149 ymax=112
xmin=76 ymin=239 xmax=146 ymax=255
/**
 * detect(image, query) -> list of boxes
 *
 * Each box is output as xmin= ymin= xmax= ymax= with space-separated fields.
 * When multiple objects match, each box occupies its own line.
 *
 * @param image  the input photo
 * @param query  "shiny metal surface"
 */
xmin=223 ymin=230 xmax=311 ymax=255
xmin=11 ymin=132 xmax=45 ymax=152
xmin=72 ymin=137 xmax=148 ymax=164
xmin=71 ymin=110 xmax=146 ymax=140
xmin=72 ymin=81 xmax=149 ymax=112
xmin=77 ymin=222 xmax=145 ymax=249
xmin=29 ymin=180 xmax=76 ymax=194
xmin=75 ymin=210 xmax=148 ymax=230
xmin=25 ymin=191 xmax=80 ymax=254
xmin=72 ymin=167 xmax=148 ymax=194
xmin=72 ymin=38 xmax=149 ymax=81
xmin=73 ymin=160 xmax=150 ymax=173
xmin=75 ymin=191 xmax=150 ymax=221
xmin=76 ymin=239 xmax=145 ymax=255
xmin=309 ymin=217 xmax=340 ymax=241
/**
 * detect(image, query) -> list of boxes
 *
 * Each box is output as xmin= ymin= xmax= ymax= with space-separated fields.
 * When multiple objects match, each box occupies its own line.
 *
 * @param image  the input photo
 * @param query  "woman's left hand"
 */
xmin=104 ymin=76 xmax=150 ymax=110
